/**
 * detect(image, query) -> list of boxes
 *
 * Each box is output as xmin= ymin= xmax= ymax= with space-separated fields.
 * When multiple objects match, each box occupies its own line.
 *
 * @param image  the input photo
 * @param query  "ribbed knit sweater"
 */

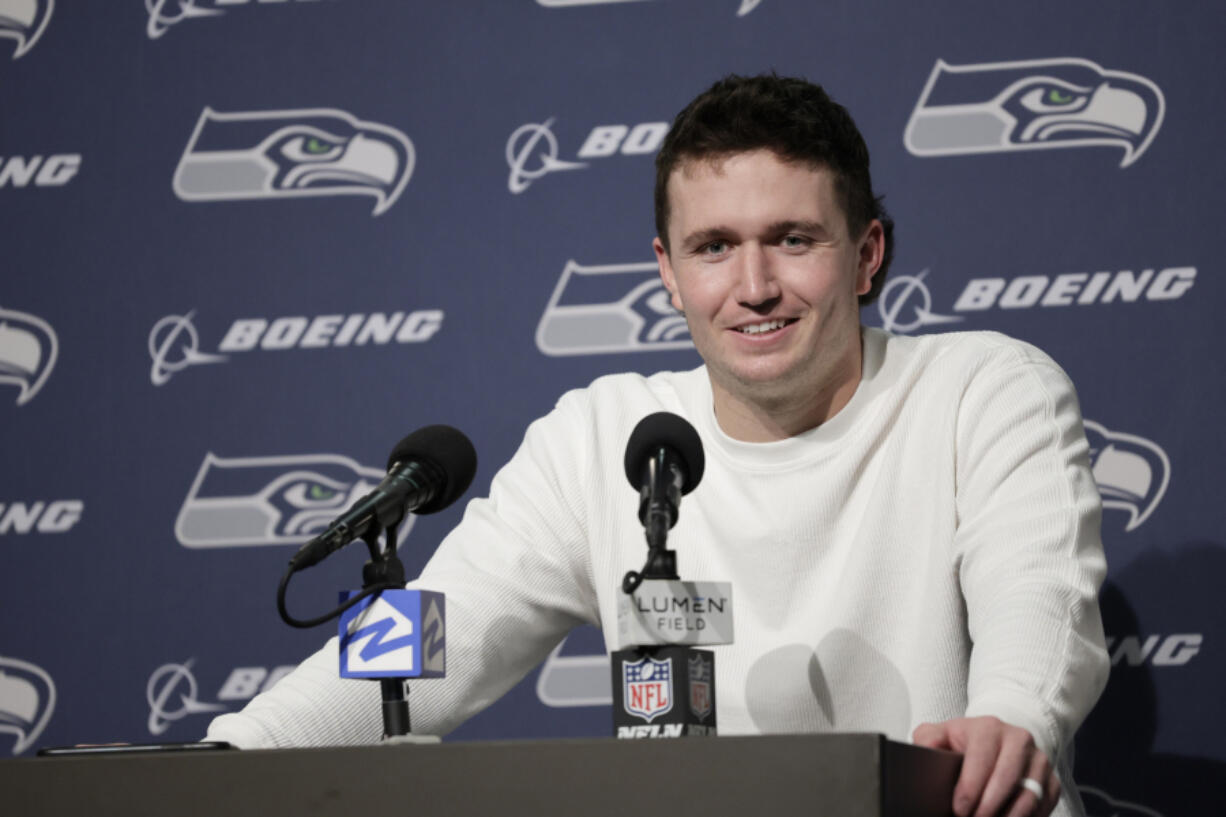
xmin=208 ymin=328 xmax=1109 ymax=816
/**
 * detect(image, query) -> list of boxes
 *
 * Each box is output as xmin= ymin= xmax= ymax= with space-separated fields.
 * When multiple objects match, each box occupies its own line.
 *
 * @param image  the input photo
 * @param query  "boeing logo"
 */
xmin=875 ymin=270 xmax=962 ymax=333
xmin=0 ymin=306 xmax=57 ymax=405
xmin=0 ymin=154 xmax=81 ymax=188
xmin=173 ymin=106 xmax=414 ymax=215
xmin=0 ymin=500 xmax=83 ymax=535
xmin=506 ymin=119 xmax=587 ymax=194
xmin=1106 ymin=634 xmax=1200 ymax=668
xmin=535 ymin=0 xmax=761 ymax=15
xmin=145 ymin=660 xmax=297 ymax=736
xmin=0 ymin=0 xmax=53 ymax=59
xmin=868 ymin=267 xmax=1196 ymax=335
xmin=175 ymin=451 xmax=416 ymax=549
xmin=905 ymin=57 xmax=1165 ymax=167
xmin=1084 ymin=420 xmax=1169 ymax=532
xmin=146 ymin=0 xmax=327 ymax=40
xmin=536 ymin=260 xmax=691 ymax=356
xmin=506 ymin=119 xmax=666 ymax=193
xmin=0 ymin=656 xmax=56 ymax=755
xmin=148 ymin=309 xmax=443 ymax=385
xmin=146 ymin=0 xmax=221 ymax=39
xmin=148 ymin=311 xmax=227 ymax=386
xmin=146 ymin=660 xmax=226 ymax=737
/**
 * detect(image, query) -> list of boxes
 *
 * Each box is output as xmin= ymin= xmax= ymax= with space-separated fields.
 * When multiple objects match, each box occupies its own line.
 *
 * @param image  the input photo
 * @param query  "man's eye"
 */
xmin=781 ymin=235 xmax=809 ymax=248
xmin=702 ymin=241 xmax=728 ymax=255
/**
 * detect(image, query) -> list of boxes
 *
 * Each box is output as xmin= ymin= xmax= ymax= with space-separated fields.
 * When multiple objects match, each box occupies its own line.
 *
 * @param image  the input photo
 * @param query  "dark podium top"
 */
xmin=3 ymin=733 xmax=959 ymax=816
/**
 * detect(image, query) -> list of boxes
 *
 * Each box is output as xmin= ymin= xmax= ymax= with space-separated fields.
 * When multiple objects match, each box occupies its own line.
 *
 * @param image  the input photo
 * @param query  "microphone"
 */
xmin=614 ymin=412 xmax=728 ymax=740
xmin=623 ymin=412 xmax=705 ymax=550
xmin=290 ymin=425 xmax=477 ymax=570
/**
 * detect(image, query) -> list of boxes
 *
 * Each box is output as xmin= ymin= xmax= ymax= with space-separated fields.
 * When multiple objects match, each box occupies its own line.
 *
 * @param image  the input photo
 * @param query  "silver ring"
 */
xmin=1019 ymin=778 xmax=1044 ymax=799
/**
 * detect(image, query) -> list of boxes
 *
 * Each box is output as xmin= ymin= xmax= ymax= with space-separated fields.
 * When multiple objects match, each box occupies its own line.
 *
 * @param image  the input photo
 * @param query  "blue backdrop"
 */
xmin=2 ymin=3 xmax=1222 ymax=815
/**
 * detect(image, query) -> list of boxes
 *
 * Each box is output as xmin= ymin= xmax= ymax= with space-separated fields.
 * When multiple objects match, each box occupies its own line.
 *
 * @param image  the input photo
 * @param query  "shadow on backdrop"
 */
xmin=1074 ymin=542 xmax=1224 ymax=817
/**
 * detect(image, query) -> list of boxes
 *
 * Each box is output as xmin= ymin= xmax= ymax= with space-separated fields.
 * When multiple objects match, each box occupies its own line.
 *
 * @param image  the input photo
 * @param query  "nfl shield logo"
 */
xmin=623 ymin=655 xmax=673 ymax=722
xmin=689 ymin=653 xmax=712 ymax=721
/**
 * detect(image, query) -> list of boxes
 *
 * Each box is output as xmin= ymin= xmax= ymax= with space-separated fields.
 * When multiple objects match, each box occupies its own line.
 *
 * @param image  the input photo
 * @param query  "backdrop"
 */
xmin=2 ymin=2 xmax=1222 ymax=814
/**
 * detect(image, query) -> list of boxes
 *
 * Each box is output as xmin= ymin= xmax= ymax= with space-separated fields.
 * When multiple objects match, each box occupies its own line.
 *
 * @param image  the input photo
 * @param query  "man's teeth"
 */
xmin=737 ymin=319 xmax=789 ymax=335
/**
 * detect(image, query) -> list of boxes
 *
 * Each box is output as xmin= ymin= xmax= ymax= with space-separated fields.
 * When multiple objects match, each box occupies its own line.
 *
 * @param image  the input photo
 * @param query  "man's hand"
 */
xmin=912 ymin=716 xmax=1059 ymax=817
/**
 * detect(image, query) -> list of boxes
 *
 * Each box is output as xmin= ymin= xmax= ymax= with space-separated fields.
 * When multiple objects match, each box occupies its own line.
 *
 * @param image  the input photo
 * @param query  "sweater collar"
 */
xmin=685 ymin=327 xmax=892 ymax=471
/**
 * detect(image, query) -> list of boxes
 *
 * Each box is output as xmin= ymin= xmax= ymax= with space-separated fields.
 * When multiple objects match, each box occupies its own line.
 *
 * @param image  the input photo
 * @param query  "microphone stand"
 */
xmin=354 ymin=523 xmax=440 ymax=745
xmin=622 ymin=450 xmax=681 ymax=593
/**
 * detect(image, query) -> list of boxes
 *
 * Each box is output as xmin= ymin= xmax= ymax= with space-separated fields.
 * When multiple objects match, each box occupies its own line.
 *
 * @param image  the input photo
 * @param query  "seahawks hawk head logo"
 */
xmin=535 ymin=260 xmax=691 ymax=356
xmin=905 ymin=58 xmax=1164 ymax=167
xmin=0 ymin=0 xmax=53 ymax=59
xmin=0 ymin=656 xmax=56 ymax=756
xmin=175 ymin=452 xmax=416 ymax=548
xmin=0 ymin=306 xmax=58 ymax=406
xmin=173 ymin=107 xmax=415 ymax=216
xmin=1084 ymin=420 xmax=1169 ymax=532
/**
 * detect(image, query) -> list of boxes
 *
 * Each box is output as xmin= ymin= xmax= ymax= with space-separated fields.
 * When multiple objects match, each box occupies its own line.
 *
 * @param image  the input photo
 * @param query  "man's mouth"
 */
xmin=734 ymin=318 xmax=796 ymax=335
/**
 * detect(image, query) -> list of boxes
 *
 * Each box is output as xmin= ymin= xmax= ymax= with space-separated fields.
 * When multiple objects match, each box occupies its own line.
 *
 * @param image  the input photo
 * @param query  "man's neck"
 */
xmin=708 ymin=341 xmax=864 ymax=443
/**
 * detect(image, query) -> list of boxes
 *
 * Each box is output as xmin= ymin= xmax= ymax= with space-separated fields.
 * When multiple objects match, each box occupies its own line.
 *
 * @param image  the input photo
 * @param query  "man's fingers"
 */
xmin=951 ymin=721 xmax=1001 ymax=817
xmin=912 ymin=721 xmax=953 ymax=750
xmin=973 ymin=728 xmax=1033 ymax=817
xmin=1004 ymin=751 xmax=1058 ymax=817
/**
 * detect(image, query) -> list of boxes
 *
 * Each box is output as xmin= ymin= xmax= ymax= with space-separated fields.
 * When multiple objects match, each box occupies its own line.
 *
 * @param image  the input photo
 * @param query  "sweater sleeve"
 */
xmin=206 ymin=391 xmax=601 ymax=748
xmin=952 ymin=342 xmax=1110 ymax=763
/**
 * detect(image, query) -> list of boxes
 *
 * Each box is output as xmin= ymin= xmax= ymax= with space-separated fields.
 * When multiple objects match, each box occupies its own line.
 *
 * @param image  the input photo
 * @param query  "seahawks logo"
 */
xmin=1085 ymin=420 xmax=1169 ymax=532
xmin=0 ymin=306 xmax=57 ymax=406
xmin=0 ymin=656 xmax=56 ymax=755
xmin=535 ymin=260 xmax=691 ymax=356
xmin=0 ymin=0 xmax=53 ymax=59
xmin=905 ymin=57 xmax=1164 ymax=167
xmin=172 ymin=107 xmax=415 ymax=216
xmin=175 ymin=452 xmax=415 ymax=548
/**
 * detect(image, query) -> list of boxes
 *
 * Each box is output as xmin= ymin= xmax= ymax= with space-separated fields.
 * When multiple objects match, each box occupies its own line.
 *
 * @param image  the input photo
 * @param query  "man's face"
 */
xmin=654 ymin=150 xmax=883 ymax=414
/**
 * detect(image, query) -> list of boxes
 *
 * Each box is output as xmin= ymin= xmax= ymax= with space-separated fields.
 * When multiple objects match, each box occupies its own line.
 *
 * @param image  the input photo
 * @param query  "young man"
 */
xmin=208 ymin=75 xmax=1108 ymax=817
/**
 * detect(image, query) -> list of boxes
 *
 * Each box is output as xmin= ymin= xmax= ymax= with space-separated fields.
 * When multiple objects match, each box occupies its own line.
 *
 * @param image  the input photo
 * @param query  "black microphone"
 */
xmin=623 ymin=412 xmax=705 ymax=551
xmin=289 ymin=425 xmax=477 ymax=570
xmin=615 ymin=413 xmax=721 ymax=740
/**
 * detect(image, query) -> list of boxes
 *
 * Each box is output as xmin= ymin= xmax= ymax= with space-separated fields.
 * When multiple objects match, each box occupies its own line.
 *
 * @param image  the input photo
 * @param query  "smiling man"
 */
xmin=208 ymin=75 xmax=1108 ymax=817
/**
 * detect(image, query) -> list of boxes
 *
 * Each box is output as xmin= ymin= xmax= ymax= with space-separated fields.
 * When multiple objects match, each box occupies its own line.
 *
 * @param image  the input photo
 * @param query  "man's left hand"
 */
xmin=912 ymin=716 xmax=1059 ymax=817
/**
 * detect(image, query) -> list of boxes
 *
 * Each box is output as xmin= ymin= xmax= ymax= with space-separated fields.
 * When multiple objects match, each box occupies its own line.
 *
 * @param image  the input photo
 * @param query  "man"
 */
xmin=208 ymin=75 xmax=1108 ymax=817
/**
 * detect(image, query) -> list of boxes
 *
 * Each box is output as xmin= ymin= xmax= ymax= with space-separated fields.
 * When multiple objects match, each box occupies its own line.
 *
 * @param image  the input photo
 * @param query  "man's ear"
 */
xmin=653 ymin=237 xmax=684 ymax=312
xmin=855 ymin=219 xmax=885 ymax=296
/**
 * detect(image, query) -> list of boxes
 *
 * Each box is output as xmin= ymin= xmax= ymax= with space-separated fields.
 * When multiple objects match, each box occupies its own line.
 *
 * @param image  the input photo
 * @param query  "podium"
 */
xmin=2 ymin=734 xmax=959 ymax=816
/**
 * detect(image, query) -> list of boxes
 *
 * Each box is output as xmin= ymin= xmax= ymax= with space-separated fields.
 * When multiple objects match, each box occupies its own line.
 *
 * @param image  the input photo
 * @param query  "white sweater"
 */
xmin=208 ymin=328 xmax=1108 ymax=813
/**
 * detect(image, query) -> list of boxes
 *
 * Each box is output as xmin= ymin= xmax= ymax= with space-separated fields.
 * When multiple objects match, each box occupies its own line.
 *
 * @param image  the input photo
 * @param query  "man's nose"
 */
xmin=735 ymin=244 xmax=782 ymax=307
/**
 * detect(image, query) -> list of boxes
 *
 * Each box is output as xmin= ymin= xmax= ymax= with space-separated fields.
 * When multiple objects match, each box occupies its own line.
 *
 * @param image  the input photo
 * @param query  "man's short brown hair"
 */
xmin=654 ymin=74 xmax=895 ymax=305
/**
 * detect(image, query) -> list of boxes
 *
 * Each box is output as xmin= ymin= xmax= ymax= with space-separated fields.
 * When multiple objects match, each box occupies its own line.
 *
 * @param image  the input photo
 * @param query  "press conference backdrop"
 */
xmin=1 ymin=1 xmax=1221 ymax=813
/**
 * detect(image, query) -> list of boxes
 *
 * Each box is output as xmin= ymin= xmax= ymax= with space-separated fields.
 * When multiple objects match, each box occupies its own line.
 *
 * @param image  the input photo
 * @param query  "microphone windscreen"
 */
xmin=387 ymin=424 xmax=478 ymax=514
xmin=624 ymin=412 xmax=705 ymax=495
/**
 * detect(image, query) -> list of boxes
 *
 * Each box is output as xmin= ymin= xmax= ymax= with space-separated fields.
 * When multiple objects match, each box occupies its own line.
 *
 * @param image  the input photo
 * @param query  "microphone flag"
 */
xmin=337 ymin=589 xmax=445 ymax=679
xmin=611 ymin=646 xmax=716 ymax=738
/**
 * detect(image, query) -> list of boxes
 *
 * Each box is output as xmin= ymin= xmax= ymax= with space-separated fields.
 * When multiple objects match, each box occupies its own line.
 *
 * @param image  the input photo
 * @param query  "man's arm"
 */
xmin=917 ymin=342 xmax=1109 ymax=817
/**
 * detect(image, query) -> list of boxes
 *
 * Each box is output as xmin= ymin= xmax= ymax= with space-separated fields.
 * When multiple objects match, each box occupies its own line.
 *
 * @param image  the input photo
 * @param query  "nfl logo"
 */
xmin=623 ymin=655 xmax=673 ymax=722
xmin=689 ymin=653 xmax=712 ymax=721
